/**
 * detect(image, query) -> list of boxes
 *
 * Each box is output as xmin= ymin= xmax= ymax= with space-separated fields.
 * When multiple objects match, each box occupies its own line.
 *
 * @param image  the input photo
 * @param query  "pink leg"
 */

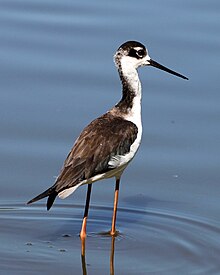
xmin=110 ymin=178 xmax=120 ymax=236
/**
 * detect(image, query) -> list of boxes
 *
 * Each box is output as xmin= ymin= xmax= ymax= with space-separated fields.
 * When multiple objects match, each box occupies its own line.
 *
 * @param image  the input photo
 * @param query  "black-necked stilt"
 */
xmin=27 ymin=41 xmax=188 ymax=238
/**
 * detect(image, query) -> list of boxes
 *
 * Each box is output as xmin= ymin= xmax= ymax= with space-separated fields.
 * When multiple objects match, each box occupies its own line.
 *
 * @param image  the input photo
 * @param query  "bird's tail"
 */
xmin=27 ymin=187 xmax=57 ymax=210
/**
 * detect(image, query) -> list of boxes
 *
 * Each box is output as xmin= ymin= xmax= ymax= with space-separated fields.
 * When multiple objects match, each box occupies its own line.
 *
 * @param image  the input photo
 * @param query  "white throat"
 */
xmin=120 ymin=56 xmax=142 ymax=99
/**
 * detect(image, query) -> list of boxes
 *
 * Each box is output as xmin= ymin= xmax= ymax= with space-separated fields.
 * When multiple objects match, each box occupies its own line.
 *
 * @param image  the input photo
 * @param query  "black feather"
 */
xmin=27 ymin=113 xmax=138 ymax=210
xmin=47 ymin=192 xmax=57 ymax=210
xmin=27 ymin=187 xmax=56 ymax=208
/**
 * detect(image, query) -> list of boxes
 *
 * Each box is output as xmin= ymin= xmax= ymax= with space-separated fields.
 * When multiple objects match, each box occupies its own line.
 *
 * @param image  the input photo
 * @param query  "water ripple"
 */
xmin=0 ymin=202 xmax=220 ymax=273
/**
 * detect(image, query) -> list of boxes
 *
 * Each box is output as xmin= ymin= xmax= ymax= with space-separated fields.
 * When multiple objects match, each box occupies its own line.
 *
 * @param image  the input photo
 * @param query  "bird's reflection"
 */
xmin=80 ymin=235 xmax=116 ymax=275
xmin=81 ymin=238 xmax=87 ymax=275
xmin=110 ymin=236 xmax=115 ymax=275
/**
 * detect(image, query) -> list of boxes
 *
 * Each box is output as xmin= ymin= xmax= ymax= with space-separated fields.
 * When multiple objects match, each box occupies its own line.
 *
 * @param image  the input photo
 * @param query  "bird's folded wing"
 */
xmin=53 ymin=113 xmax=138 ymax=193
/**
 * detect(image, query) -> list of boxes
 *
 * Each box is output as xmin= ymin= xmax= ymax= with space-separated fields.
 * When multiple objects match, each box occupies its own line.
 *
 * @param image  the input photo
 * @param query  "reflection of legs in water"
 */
xmin=80 ymin=184 xmax=92 ymax=239
xmin=110 ymin=178 xmax=120 ymax=236
xmin=110 ymin=236 xmax=115 ymax=275
xmin=80 ymin=230 xmax=116 ymax=275
xmin=81 ymin=237 xmax=87 ymax=275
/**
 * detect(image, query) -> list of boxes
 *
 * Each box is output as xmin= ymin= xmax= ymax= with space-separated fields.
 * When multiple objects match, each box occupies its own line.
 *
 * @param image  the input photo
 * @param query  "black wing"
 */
xmin=27 ymin=112 xmax=138 ymax=209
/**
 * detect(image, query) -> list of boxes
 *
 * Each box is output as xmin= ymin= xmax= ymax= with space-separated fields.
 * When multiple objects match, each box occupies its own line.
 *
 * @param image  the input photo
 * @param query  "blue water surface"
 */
xmin=0 ymin=1 xmax=220 ymax=274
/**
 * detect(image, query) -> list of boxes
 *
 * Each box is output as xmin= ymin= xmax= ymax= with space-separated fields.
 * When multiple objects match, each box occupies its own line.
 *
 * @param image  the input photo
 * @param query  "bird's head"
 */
xmin=114 ymin=41 xmax=188 ymax=80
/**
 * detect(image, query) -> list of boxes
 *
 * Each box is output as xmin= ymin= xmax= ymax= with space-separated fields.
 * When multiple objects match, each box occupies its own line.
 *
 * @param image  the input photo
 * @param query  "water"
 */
xmin=0 ymin=0 xmax=220 ymax=274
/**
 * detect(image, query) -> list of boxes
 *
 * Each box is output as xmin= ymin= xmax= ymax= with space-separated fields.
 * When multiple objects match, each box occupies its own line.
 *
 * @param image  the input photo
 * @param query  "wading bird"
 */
xmin=27 ymin=41 xmax=188 ymax=239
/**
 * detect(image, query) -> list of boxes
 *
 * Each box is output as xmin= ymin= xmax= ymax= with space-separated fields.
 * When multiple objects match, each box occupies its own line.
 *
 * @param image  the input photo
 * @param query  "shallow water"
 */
xmin=1 ymin=203 xmax=220 ymax=274
xmin=1 ymin=0 xmax=220 ymax=274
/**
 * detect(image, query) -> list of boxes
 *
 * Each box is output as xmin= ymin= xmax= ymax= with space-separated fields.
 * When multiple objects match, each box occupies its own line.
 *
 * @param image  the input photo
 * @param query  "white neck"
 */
xmin=120 ymin=56 xmax=142 ymax=99
xmin=119 ymin=56 xmax=142 ymax=128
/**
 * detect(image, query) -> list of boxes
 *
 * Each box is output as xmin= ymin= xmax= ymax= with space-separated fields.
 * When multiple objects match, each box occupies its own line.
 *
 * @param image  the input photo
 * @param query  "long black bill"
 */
xmin=149 ymin=59 xmax=188 ymax=80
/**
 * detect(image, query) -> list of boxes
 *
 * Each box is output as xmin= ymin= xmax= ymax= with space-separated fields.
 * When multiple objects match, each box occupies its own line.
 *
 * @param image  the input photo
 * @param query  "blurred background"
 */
xmin=0 ymin=0 xmax=220 ymax=274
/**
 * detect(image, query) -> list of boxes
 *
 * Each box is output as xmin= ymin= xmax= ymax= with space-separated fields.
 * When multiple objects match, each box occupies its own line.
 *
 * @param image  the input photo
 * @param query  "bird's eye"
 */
xmin=127 ymin=48 xmax=145 ymax=59
xmin=137 ymin=49 xmax=145 ymax=57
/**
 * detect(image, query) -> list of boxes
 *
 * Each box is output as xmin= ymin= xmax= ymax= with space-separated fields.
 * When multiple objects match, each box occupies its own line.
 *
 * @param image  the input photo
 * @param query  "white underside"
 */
xmin=58 ymin=162 xmax=128 ymax=199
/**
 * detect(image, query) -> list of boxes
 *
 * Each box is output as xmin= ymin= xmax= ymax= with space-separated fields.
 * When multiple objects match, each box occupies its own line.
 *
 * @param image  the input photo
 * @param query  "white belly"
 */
xmin=108 ymin=126 xmax=142 ymax=168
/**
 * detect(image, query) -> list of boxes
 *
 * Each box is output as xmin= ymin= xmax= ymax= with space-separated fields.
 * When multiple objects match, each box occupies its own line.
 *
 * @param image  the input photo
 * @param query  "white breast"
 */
xmin=122 ymin=94 xmax=142 ymax=164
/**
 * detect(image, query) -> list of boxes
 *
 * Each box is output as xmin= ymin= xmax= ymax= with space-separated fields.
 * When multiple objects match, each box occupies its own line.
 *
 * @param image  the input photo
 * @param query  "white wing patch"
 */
xmin=58 ymin=183 xmax=82 ymax=199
